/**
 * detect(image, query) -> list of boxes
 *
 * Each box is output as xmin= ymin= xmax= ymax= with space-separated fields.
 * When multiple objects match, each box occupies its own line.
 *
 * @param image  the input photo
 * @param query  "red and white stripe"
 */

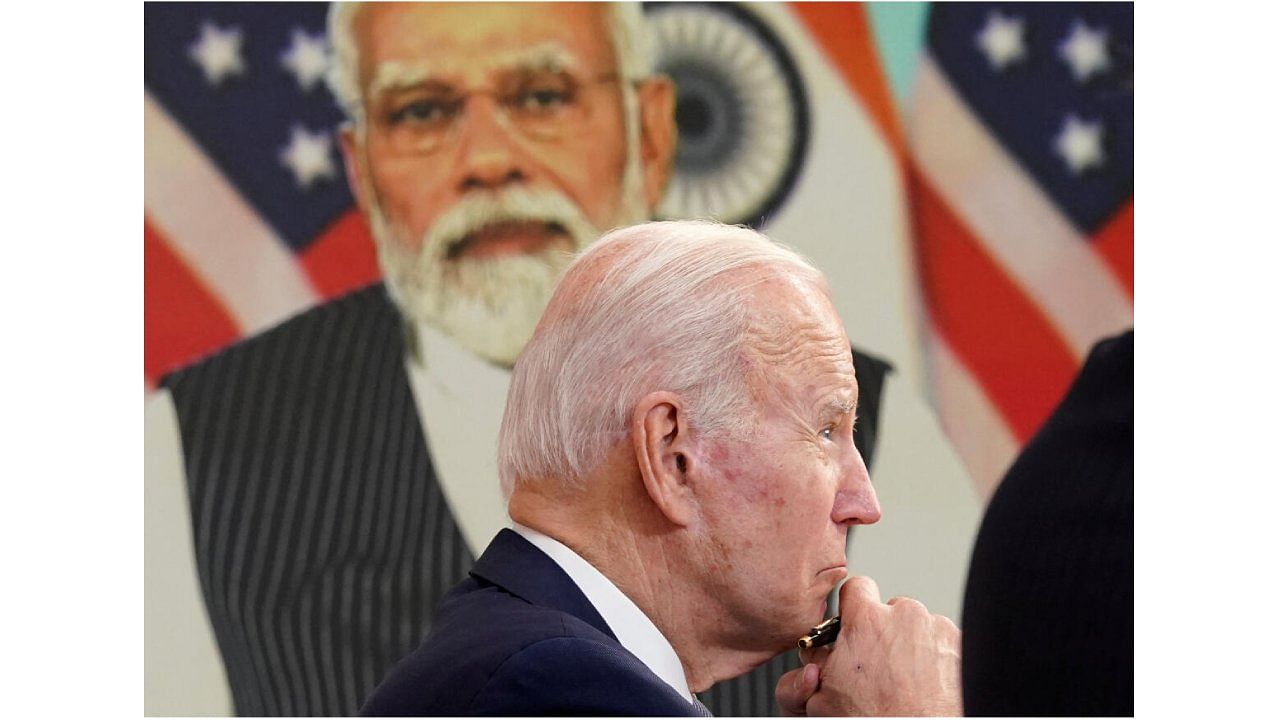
xmin=145 ymin=95 xmax=320 ymax=333
xmin=144 ymin=93 xmax=379 ymax=388
xmin=907 ymin=56 xmax=1134 ymax=497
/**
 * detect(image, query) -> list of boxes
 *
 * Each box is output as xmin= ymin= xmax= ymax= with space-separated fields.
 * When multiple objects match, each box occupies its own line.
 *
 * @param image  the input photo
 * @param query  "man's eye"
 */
xmin=512 ymin=85 xmax=573 ymax=111
xmin=819 ymin=427 xmax=835 ymax=441
xmin=387 ymin=98 xmax=458 ymax=125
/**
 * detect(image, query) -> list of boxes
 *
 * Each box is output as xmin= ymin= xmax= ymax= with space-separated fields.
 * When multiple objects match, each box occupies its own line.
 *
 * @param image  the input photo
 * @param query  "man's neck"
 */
xmin=507 ymin=483 xmax=775 ymax=692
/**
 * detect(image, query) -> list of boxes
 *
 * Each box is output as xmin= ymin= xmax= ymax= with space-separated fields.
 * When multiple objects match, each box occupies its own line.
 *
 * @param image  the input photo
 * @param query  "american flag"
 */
xmin=907 ymin=2 xmax=1134 ymax=495
xmin=145 ymin=2 xmax=378 ymax=390
xmin=144 ymin=1 xmax=1133 ymax=497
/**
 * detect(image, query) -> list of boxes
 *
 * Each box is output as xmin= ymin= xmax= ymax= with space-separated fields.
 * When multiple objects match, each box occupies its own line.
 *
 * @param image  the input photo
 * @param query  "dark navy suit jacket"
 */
xmin=962 ymin=330 xmax=1133 ymax=715
xmin=361 ymin=529 xmax=702 ymax=716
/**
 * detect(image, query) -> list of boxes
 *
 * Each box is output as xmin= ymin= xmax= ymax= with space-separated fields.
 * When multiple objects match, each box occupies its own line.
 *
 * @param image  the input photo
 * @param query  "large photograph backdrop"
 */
xmin=144 ymin=2 xmax=1131 ymax=715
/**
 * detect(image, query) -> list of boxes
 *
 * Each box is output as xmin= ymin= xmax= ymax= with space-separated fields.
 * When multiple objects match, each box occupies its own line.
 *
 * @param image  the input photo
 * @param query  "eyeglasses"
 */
xmin=372 ymin=69 xmax=627 ymax=156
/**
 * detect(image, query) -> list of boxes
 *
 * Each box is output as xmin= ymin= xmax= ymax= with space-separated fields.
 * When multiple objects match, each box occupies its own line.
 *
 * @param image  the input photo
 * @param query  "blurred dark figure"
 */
xmin=962 ymin=330 xmax=1133 ymax=716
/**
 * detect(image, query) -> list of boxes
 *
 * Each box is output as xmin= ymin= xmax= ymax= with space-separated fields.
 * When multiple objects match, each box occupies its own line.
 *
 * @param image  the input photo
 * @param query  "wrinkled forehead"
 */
xmin=742 ymin=278 xmax=856 ymax=396
xmin=369 ymin=44 xmax=585 ymax=100
xmin=353 ymin=2 xmax=616 ymax=94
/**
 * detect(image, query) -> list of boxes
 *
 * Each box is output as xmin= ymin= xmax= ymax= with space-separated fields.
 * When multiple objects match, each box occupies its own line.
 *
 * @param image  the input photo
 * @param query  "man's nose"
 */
xmin=833 ymin=448 xmax=881 ymax=526
xmin=454 ymin=95 xmax=528 ymax=192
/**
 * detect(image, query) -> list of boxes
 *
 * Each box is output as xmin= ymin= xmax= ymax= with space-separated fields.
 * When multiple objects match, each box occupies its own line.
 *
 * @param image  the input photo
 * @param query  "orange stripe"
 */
xmin=1091 ymin=200 xmax=1134 ymax=299
xmin=145 ymin=216 xmax=242 ymax=385
xmin=789 ymin=2 xmax=905 ymax=159
xmin=298 ymin=208 xmax=381 ymax=300
xmin=909 ymin=167 xmax=1079 ymax=442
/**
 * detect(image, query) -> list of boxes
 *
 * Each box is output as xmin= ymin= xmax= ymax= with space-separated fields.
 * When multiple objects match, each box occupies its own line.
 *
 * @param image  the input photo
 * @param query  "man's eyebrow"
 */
xmin=369 ymin=62 xmax=439 ymax=99
xmin=821 ymin=397 xmax=856 ymax=417
xmin=366 ymin=43 xmax=585 ymax=100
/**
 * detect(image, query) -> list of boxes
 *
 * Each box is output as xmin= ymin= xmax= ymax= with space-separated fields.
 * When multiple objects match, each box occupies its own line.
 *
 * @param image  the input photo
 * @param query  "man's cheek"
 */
xmin=375 ymin=165 xmax=441 ymax=217
xmin=550 ymin=155 xmax=621 ymax=222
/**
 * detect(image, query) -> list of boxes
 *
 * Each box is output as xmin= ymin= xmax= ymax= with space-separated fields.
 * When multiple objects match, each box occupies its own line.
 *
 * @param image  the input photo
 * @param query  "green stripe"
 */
xmin=867 ymin=2 xmax=931 ymax=115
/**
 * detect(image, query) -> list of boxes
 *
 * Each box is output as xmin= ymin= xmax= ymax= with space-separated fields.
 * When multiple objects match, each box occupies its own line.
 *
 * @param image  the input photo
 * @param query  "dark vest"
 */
xmin=163 ymin=283 xmax=890 ymax=716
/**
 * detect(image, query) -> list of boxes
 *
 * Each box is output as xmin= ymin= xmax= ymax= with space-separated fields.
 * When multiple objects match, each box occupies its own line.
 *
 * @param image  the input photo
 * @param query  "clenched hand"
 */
xmin=775 ymin=577 xmax=962 ymax=716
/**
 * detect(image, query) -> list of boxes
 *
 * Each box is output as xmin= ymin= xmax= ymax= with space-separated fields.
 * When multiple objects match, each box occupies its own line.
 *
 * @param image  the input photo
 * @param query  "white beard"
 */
xmin=367 ymin=104 xmax=649 ymax=366
xmin=381 ymin=234 xmax=576 ymax=366
xmin=370 ymin=181 xmax=643 ymax=366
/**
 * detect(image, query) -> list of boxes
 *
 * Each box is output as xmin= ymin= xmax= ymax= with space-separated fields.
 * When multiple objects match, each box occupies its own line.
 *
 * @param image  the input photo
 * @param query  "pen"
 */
xmin=797 ymin=616 xmax=841 ymax=650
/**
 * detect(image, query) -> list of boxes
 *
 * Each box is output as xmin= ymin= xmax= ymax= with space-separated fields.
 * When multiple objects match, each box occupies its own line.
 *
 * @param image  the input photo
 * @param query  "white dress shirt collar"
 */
xmin=511 ymin=523 xmax=694 ymax=703
xmin=403 ymin=321 xmax=511 ymax=557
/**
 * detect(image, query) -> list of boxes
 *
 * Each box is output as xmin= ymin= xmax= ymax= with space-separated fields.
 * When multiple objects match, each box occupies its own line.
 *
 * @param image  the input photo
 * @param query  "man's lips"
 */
xmin=445 ymin=220 xmax=570 ymax=260
xmin=817 ymin=562 xmax=848 ymax=579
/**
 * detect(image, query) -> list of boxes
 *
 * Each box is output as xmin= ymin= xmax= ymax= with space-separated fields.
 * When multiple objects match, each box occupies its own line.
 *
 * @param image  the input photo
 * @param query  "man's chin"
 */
xmin=768 ymin=597 xmax=833 ymax=651
xmin=395 ymin=250 xmax=571 ymax=366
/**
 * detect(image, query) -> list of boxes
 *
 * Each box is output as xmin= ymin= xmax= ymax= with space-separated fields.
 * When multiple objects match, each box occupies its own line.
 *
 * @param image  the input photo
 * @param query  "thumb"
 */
xmin=775 ymin=663 xmax=821 ymax=716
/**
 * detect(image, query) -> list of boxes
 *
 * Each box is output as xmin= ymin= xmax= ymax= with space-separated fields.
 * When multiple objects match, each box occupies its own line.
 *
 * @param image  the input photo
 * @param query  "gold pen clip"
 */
xmin=797 ymin=616 xmax=841 ymax=650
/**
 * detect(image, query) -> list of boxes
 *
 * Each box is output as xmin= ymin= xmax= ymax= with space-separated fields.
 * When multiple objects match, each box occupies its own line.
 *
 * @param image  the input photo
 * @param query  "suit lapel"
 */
xmin=470 ymin=529 xmax=617 ymax=641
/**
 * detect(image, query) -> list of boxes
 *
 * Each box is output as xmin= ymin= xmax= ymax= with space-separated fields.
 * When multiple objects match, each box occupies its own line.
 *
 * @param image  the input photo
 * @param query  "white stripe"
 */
xmin=144 ymin=93 xmax=318 ymax=335
xmin=926 ymin=330 xmax=1019 ymax=500
xmin=910 ymin=56 xmax=1132 ymax=360
xmin=743 ymin=2 xmax=928 ymax=390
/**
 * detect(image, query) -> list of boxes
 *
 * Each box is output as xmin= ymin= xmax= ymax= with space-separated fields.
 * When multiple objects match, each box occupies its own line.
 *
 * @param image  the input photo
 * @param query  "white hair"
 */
xmin=326 ymin=2 xmax=656 ymax=124
xmin=497 ymin=221 xmax=830 ymax=498
xmin=326 ymin=2 xmax=656 ymax=364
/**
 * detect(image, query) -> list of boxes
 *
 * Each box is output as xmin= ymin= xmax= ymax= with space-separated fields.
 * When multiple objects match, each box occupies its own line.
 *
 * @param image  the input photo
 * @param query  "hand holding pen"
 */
xmin=776 ymin=577 xmax=962 ymax=716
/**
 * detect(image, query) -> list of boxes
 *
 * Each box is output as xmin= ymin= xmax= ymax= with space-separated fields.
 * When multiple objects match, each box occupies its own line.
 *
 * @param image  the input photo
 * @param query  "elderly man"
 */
xmin=360 ymin=220 xmax=961 ymax=716
xmin=146 ymin=2 xmax=910 ymax=715
xmin=146 ymin=2 xmax=670 ymax=714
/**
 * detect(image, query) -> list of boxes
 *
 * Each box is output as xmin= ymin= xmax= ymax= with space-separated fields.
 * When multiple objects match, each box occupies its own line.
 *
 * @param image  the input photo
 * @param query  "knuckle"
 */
xmin=889 ymin=596 xmax=928 ymax=615
xmin=842 ymin=575 xmax=881 ymax=602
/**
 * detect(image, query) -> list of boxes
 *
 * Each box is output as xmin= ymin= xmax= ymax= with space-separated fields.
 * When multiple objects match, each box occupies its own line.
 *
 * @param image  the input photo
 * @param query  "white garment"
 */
xmin=405 ymin=321 xmax=511 ymax=556
xmin=511 ymin=523 xmax=694 ymax=703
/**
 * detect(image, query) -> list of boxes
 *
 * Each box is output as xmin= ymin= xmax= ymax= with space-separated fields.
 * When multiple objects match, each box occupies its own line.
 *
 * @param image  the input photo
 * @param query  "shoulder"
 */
xmin=160 ymin=282 xmax=400 ymax=393
xmin=160 ymin=283 xmax=404 ymax=414
xmin=467 ymin=635 xmax=696 ymax=716
xmin=361 ymin=582 xmax=694 ymax=717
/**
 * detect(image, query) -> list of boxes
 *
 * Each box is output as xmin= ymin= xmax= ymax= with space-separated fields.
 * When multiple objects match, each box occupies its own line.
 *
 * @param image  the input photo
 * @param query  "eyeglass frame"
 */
xmin=367 ymin=68 xmax=638 ymax=156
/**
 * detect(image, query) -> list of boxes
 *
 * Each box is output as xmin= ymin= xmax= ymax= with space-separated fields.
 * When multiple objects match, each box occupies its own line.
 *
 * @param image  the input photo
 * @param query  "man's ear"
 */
xmin=635 ymin=76 xmax=677 ymax=212
xmin=631 ymin=391 xmax=697 ymax=526
xmin=338 ymin=122 xmax=373 ymax=215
